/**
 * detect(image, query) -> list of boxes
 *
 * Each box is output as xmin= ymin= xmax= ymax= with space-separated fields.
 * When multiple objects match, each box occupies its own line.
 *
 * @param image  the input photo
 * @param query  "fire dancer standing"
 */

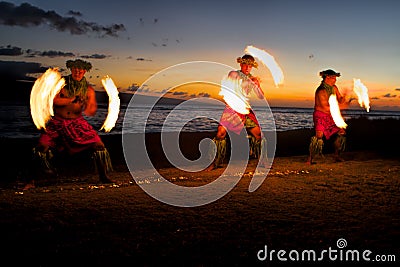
xmin=307 ymin=69 xmax=346 ymax=164
xmin=24 ymin=59 xmax=114 ymax=190
xmin=206 ymin=54 xmax=267 ymax=171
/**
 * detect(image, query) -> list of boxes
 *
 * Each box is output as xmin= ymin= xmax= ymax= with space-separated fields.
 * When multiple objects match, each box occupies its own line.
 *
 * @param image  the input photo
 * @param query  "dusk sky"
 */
xmin=1 ymin=0 xmax=399 ymax=110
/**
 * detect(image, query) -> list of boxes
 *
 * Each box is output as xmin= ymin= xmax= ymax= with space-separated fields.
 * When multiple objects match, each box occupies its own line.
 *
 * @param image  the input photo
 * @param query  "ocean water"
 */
xmin=1 ymin=103 xmax=399 ymax=138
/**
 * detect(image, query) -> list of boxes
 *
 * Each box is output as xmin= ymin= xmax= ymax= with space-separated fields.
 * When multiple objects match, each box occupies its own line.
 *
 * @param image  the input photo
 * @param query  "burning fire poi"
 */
xmin=353 ymin=78 xmax=370 ymax=112
xmin=30 ymin=68 xmax=65 ymax=130
xmin=220 ymin=45 xmax=285 ymax=114
xmin=219 ymin=77 xmax=251 ymax=114
xmin=100 ymin=75 xmax=120 ymax=132
xmin=244 ymin=45 xmax=284 ymax=87
xmin=30 ymin=68 xmax=120 ymax=132
xmin=329 ymin=95 xmax=347 ymax=129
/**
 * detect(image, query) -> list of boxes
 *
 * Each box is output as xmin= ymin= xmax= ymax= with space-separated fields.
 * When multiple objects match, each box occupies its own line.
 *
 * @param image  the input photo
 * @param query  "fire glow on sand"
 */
xmin=353 ymin=78 xmax=370 ymax=112
xmin=100 ymin=75 xmax=120 ymax=132
xmin=30 ymin=68 xmax=65 ymax=130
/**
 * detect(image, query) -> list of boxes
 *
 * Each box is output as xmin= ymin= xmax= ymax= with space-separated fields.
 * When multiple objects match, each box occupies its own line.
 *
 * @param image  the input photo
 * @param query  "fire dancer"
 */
xmin=307 ymin=69 xmax=347 ymax=164
xmin=24 ymin=59 xmax=114 ymax=190
xmin=206 ymin=54 xmax=267 ymax=171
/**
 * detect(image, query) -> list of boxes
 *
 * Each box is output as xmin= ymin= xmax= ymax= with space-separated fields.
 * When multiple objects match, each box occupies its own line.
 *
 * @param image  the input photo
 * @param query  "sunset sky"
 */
xmin=1 ymin=0 xmax=399 ymax=110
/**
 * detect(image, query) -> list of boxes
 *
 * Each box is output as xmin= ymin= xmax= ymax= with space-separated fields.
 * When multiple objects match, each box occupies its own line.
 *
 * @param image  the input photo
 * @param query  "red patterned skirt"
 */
xmin=313 ymin=110 xmax=341 ymax=140
xmin=219 ymin=105 xmax=260 ymax=135
xmin=39 ymin=115 xmax=101 ymax=154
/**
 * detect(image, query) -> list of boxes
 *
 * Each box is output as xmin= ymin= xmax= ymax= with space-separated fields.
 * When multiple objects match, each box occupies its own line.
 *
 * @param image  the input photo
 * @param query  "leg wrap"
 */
xmin=309 ymin=136 xmax=324 ymax=157
xmin=336 ymin=134 xmax=346 ymax=152
xmin=209 ymin=138 xmax=226 ymax=168
xmin=249 ymin=136 xmax=267 ymax=160
xmin=32 ymin=147 xmax=55 ymax=174
xmin=93 ymin=148 xmax=113 ymax=173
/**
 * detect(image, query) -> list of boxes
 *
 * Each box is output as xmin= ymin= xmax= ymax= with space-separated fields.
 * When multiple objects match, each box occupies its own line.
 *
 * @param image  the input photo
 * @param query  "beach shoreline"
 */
xmin=2 ymin=117 xmax=400 ymax=180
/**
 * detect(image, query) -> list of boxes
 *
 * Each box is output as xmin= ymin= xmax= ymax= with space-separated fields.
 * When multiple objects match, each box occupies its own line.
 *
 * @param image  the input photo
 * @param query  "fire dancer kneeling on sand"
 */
xmin=307 ymin=69 xmax=347 ymax=164
xmin=206 ymin=54 xmax=267 ymax=171
xmin=24 ymin=59 xmax=114 ymax=190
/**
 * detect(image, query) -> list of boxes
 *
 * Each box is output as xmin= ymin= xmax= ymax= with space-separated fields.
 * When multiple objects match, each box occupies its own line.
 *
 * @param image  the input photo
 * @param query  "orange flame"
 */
xmin=219 ymin=76 xmax=250 ymax=114
xmin=353 ymin=78 xmax=370 ymax=112
xmin=244 ymin=45 xmax=284 ymax=87
xmin=30 ymin=68 xmax=65 ymax=130
xmin=329 ymin=95 xmax=347 ymax=129
xmin=100 ymin=75 xmax=120 ymax=132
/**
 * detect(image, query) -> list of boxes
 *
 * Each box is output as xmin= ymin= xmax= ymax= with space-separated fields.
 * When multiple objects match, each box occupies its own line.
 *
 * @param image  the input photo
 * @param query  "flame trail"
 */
xmin=244 ymin=45 xmax=284 ymax=87
xmin=329 ymin=95 xmax=347 ymax=129
xmin=100 ymin=75 xmax=120 ymax=132
xmin=30 ymin=68 xmax=65 ymax=130
xmin=219 ymin=76 xmax=250 ymax=114
xmin=353 ymin=78 xmax=370 ymax=112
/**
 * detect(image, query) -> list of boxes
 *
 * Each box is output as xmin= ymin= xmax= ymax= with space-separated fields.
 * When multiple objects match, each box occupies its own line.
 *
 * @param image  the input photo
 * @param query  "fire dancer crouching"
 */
xmin=206 ymin=54 xmax=267 ymax=171
xmin=24 ymin=59 xmax=114 ymax=190
xmin=306 ymin=69 xmax=347 ymax=165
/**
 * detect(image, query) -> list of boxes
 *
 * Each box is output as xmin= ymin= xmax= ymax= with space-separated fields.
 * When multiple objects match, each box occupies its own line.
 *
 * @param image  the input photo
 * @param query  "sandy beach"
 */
xmin=1 ymin=117 xmax=399 ymax=266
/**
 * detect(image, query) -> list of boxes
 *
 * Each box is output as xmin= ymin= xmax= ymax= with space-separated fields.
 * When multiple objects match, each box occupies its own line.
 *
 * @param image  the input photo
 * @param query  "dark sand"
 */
xmin=1 ymin=118 xmax=399 ymax=266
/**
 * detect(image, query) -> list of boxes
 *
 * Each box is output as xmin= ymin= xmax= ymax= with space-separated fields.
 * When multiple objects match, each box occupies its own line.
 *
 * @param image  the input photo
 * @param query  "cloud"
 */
xmin=383 ymin=93 xmax=397 ymax=98
xmin=371 ymin=97 xmax=380 ymax=100
xmin=395 ymin=88 xmax=400 ymax=91
xmin=67 ymin=10 xmax=82 ymax=17
xmin=81 ymin=54 xmax=108 ymax=59
xmin=0 ymin=60 xmax=47 ymax=81
xmin=160 ymin=87 xmax=171 ymax=94
xmin=2 ymin=44 xmax=108 ymax=59
xmin=172 ymin=91 xmax=188 ymax=96
xmin=127 ymin=83 xmax=140 ymax=92
xmin=0 ymin=1 xmax=126 ymax=37
xmin=198 ymin=92 xmax=211 ymax=98
xmin=0 ymin=45 xmax=23 ymax=56
xmin=26 ymin=49 xmax=75 ymax=58
xmin=136 ymin=57 xmax=152 ymax=62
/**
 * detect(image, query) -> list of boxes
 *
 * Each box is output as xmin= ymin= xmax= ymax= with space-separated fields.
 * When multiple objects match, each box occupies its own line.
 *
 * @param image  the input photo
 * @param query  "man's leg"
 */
xmin=307 ymin=131 xmax=324 ymax=164
xmin=24 ymin=143 xmax=56 ymax=190
xmin=333 ymin=131 xmax=346 ymax=162
xmin=92 ymin=141 xmax=115 ymax=183
xmin=206 ymin=125 xmax=227 ymax=171
xmin=247 ymin=126 xmax=268 ymax=166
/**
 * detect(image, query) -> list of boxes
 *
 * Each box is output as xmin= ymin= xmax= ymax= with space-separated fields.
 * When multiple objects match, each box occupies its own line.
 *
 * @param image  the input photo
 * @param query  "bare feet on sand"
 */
xmin=23 ymin=180 xmax=35 ymax=191
xmin=305 ymin=156 xmax=314 ymax=165
xmin=99 ymin=175 xmax=116 ymax=184
xmin=334 ymin=156 xmax=345 ymax=162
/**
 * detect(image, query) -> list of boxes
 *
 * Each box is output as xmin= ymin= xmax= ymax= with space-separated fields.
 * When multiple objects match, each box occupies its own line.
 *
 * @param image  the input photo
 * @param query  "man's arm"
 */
xmin=53 ymin=88 xmax=75 ymax=106
xmin=84 ymin=86 xmax=97 ymax=116
xmin=251 ymin=76 xmax=264 ymax=99
xmin=315 ymin=88 xmax=331 ymax=113
xmin=334 ymin=85 xmax=346 ymax=104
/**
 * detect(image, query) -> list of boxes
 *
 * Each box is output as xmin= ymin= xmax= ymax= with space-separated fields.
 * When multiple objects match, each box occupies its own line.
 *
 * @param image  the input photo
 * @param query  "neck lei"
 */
xmin=238 ymin=70 xmax=252 ymax=79
xmin=322 ymin=82 xmax=335 ymax=95
xmin=64 ymin=75 xmax=88 ymax=98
